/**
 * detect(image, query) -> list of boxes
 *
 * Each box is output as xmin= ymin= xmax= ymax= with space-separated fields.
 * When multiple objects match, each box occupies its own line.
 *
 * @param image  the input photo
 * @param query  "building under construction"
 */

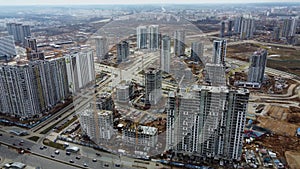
xmin=166 ymin=85 xmax=249 ymax=161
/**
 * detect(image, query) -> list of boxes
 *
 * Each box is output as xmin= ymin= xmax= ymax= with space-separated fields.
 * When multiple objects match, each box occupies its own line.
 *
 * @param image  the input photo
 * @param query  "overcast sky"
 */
xmin=0 ymin=0 xmax=299 ymax=5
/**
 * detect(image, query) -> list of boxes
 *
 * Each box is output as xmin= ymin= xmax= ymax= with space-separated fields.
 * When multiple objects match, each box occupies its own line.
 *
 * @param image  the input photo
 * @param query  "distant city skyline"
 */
xmin=0 ymin=0 xmax=299 ymax=6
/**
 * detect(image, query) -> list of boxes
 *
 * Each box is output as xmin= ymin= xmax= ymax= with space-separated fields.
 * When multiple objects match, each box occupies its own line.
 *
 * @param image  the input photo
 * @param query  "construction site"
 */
xmin=226 ymin=42 xmax=300 ymax=169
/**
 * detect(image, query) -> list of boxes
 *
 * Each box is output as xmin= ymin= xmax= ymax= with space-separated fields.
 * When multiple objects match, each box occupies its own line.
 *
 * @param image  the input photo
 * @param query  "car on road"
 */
xmin=69 ymin=159 xmax=74 ymax=163
xmin=83 ymin=163 xmax=88 ymax=167
xmin=27 ymin=148 xmax=31 ymax=151
xmin=115 ymin=164 xmax=121 ymax=167
xmin=104 ymin=163 xmax=109 ymax=167
xmin=51 ymin=154 xmax=55 ymax=158
xmin=76 ymin=156 xmax=81 ymax=160
xmin=55 ymin=150 xmax=60 ymax=155
xmin=66 ymin=151 xmax=71 ymax=155
xmin=92 ymin=159 xmax=97 ymax=162
xmin=96 ymin=153 xmax=101 ymax=156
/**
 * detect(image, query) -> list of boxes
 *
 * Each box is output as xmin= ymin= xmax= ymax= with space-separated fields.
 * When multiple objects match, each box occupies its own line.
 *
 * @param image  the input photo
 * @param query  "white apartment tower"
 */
xmin=160 ymin=35 xmax=171 ymax=73
xmin=148 ymin=25 xmax=159 ymax=51
xmin=0 ymin=35 xmax=17 ymax=59
xmin=212 ymin=39 xmax=227 ymax=67
xmin=79 ymin=109 xmax=114 ymax=143
xmin=65 ymin=50 xmax=95 ymax=94
xmin=166 ymin=85 xmax=249 ymax=161
xmin=95 ymin=36 xmax=108 ymax=61
xmin=136 ymin=26 xmax=148 ymax=49
xmin=190 ymin=42 xmax=204 ymax=62
xmin=248 ymin=49 xmax=267 ymax=83
xmin=174 ymin=30 xmax=186 ymax=57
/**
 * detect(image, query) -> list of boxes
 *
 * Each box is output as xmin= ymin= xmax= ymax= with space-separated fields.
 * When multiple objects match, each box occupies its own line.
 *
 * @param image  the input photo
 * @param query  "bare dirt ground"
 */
xmin=285 ymin=151 xmax=300 ymax=169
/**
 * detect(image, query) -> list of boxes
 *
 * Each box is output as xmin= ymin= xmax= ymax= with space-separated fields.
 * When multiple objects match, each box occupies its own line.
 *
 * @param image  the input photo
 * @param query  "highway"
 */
xmin=0 ymin=131 xmax=163 ymax=169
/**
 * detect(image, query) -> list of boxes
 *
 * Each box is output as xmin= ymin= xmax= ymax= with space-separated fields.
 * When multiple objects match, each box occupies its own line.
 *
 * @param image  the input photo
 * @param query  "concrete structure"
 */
xmin=272 ymin=27 xmax=281 ymax=41
xmin=148 ymin=25 xmax=159 ymax=51
xmin=65 ymin=50 xmax=95 ymax=94
xmin=123 ymin=125 xmax=158 ymax=147
xmin=282 ymin=17 xmax=297 ymax=38
xmin=227 ymin=20 xmax=233 ymax=36
xmin=25 ymin=37 xmax=38 ymax=52
xmin=0 ymin=35 xmax=17 ymax=59
xmin=160 ymin=35 xmax=171 ymax=73
xmin=94 ymin=92 xmax=114 ymax=111
xmin=145 ymin=68 xmax=162 ymax=105
xmin=116 ymin=83 xmax=132 ymax=103
xmin=240 ymin=17 xmax=255 ymax=40
xmin=0 ymin=58 xmax=69 ymax=118
xmin=174 ymin=30 xmax=185 ymax=57
xmin=79 ymin=109 xmax=114 ymax=143
xmin=6 ymin=23 xmax=31 ymax=43
xmin=220 ymin=21 xmax=225 ymax=38
xmin=166 ymin=85 xmax=249 ymax=161
xmin=95 ymin=36 xmax=108 ymax=61
xmin=190 ymin=42 xmax=204 ymax=62
xmin=25 ymin=37 xmax=44 ymax=61
xmin=234 ymin=16 xmax=243 ymax=34
xmin=212 ymin=39 xmax=227 ymax=67
xmin=117 ymin=41 xmax=129 ymax=63
xmin=204 ymin=63 xmax=226 ymax=86
xmin=247 ymin=49 xmax=267 ymax=84
xmin=136 ymin=26 xmax=148 ymax=49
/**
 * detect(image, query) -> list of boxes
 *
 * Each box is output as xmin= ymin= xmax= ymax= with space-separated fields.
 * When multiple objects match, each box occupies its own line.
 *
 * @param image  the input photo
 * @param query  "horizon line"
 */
xmin=0 ymin=2 xmax=299 ymax=6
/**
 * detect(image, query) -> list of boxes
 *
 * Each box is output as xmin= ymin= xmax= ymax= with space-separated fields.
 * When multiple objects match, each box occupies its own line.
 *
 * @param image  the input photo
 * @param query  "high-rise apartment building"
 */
xmin=240 ymin=18 xmax=255 ymax=40
xmin=228 ymin=20 xmax=233 ymax=36
xmin=95 ymin=36 xmax=108 ymax=61
xmin=0 ymin=58 xmax=69 ymax=118
xmin=148 ymin=25 xmax=159 ymax=51
xmin=6 ymin=23 xmax=31 ymax=44
xmin=282 ymin=17 xmax=297 ymax=38
xmin=174 ymin=30 xmax=186 ymax=57
xmin=79 ymin=109 xmax=114 ymax=143
xmin=234 ymin=16 xmax=243 ymax=34
xmin=204 ymin=63 xmax=226 ymax=86
xmin=136 ymin=26 xmax=148 ymax=49
xmin=0 ymin=35 xmax=17 ymax=59
xmin=190 ymin=42 xmax=204 ymax=62
xmin=247 ymin=49 xmax=267 ymax=83
xmin=212 ymin=39 xmax=227 ymax=67
xmin=117 ymin=41 xmax=129 ymax=63
xmin=145 ymin=68 xmax=162 ymax=105
xmin=166 ymin=85 xmax=249 ymax=161
xmin=272 ymin=27 xmax=281 ymax=41
xmin=65 ymin=50 xmax=95 ymax=94
xmin=160 ymin=35 xmax=171 ymax=73
xmin=220 ymin=21 xmax=225 ymax=38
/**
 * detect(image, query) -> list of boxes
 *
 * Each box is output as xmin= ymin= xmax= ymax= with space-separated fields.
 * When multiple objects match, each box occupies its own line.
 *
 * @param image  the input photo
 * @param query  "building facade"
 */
xmin=0 ymin=35 xmax=17 ymax=59
xmin=136 ymin=26 xmax=148 ymax=49
xmin=117 ymin=41 xmax=129 ymax=63
xmin=247 ymin=49 xmax=267 ymax=83
xmin=174 ymin=30 xmax=186 ymax=57
xmin=212 ymin=39 xmax=227 ymax=67
xmin=148 ymin=25 xmax=159 ymax=51
xmin=122 ymin=125 xmax=158 ymax=147
xmin=95 ymin=36 xmax=108 ymax=61
xmin=65 ymin=50 xmax=95 ymax=94
xmin=160 ymin=35 xmax=171 ymax=73
xmin=145 ymin=68 xmax=162 ymax=105
xmin=79 ymin=109 xmax=114 ymax=143
xmin=190 ymin=42 xmax=204 ymax=62
xmin=0 ymin=58 xmax=69 ymax=118
xmin=166 ymin=85 xmax=249 ymax=161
